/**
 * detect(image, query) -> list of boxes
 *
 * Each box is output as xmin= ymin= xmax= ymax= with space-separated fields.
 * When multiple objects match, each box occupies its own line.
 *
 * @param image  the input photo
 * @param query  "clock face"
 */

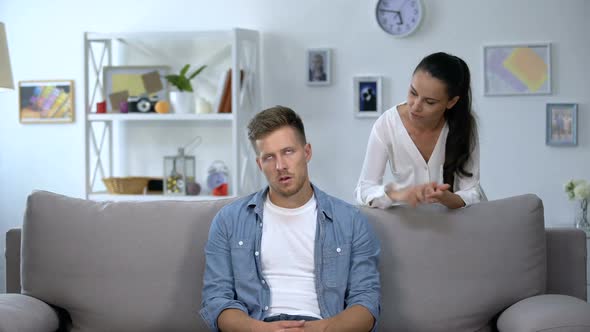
xmin=376 ymin=0 xmax=423 ymax=37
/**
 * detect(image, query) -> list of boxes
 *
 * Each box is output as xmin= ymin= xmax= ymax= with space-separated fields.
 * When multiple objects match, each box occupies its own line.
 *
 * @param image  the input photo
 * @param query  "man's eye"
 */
xmin=264 ymin=155 xmax=274 ymax=161
xmin=410 ymin=90 xmax=417 ymax=96
xmin=426 ymin=101 xmax=435 ymax=105
xmin=285 ymin=149 xmax=294 ymax=154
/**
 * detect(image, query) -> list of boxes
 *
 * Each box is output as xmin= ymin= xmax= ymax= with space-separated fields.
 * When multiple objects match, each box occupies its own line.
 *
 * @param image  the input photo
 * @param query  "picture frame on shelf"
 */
xmin=483 ymin=43 xmax=551 ymax=96
xmin=546 ymin=103 xmax=577 ymax=146
xmin=18 ymin=80 xmax=74 ymax=123
xmin=103 ymin=66 xmax=170 ymax=112
xmin=307 ymin=48 xmax=331 ymax=86
xmin=353 ymin=76 xmax=382 ymax=118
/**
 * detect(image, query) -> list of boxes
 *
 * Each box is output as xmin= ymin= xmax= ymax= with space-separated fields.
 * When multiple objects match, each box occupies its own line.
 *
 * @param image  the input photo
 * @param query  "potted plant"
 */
xmin=165 ymin=64 xmax=206 ymax=114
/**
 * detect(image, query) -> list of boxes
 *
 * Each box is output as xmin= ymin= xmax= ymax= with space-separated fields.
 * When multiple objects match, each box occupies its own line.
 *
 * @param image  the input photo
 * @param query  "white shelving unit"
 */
xmin=84 ymin=28 xmax=263 ymax=201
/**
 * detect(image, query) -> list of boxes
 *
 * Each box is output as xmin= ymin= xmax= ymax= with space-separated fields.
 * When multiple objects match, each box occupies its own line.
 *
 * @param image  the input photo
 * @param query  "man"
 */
xmin=200 ymin=106 xmax=380 ymax=332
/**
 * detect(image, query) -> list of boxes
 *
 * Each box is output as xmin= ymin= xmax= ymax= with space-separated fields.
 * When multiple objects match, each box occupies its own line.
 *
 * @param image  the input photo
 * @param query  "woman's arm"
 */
xmin=354 ymin=122 xmax=395 ymax=209
xmin=454 ymin=136 xmax=484 ymax=206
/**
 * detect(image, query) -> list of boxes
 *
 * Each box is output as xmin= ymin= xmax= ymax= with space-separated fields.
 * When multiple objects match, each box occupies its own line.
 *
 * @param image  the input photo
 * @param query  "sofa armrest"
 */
xmin=5 ymin=228 xmax=21 ymax=293
xmin=546 ymin=228 xmax=587 ymax=300
xmin=497 ymin=294 xmax=590 ymax=332
xmin=0 ymin=293 xmax=59 ymax=332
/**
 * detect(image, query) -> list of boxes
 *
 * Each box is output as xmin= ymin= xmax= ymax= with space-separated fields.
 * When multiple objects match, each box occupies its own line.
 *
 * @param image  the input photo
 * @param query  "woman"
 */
xmin=355 ymin=52 xmax=485 ymax=209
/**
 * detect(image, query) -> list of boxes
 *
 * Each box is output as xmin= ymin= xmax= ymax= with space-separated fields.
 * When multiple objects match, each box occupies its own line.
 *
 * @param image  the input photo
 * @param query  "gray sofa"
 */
xmin=1 ymin=190 xmax=590 ymax=332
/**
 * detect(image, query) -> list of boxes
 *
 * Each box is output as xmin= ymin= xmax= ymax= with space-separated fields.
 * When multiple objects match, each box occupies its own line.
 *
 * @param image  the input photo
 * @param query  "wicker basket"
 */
xmin=102 ymin=177 xmax=154 ymax=195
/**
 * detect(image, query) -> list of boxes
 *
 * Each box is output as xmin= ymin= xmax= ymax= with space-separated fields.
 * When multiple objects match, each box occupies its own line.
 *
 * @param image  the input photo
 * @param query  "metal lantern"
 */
xmin=163 ymin=148 xmax=195 ymax=195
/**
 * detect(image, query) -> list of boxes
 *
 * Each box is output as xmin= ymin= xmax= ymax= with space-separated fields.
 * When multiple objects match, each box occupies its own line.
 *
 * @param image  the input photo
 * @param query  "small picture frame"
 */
xmin=103 ymin=66 xmax=170 ymax=112
xmin=483 ymin=43 xmax=551 ymax=96
xmin=546 ymin=103 xmax=577 ymax=146
xmin=19 ymin=80 xmax=75 ymax=123
xmin=307 ymin=48 xmax=331 ymax=86
xmin=354 ymin=76 xmax=382 ymax=118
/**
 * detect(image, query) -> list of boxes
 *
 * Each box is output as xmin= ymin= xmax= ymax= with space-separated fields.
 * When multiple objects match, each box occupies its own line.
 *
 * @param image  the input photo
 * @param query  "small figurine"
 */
xmin=207 ymin=161 xmax=229 ymax=196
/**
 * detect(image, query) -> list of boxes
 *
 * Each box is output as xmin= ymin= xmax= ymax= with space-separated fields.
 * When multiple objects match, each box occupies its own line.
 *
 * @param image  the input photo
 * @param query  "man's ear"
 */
xmin=305 ymin=143 xmax=312 ymax=162
xmin=256 ymin=157 xmax=262 ymax=171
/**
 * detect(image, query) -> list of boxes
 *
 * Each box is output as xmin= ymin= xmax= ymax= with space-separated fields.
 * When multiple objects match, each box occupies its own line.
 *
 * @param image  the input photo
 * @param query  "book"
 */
xmin=211 ymin=69 xmax=230 ymax=114
xmin=218 ymin=69 xmax=232 ymax=113
xmin=217 ymin=69 xmax=245 ymax=114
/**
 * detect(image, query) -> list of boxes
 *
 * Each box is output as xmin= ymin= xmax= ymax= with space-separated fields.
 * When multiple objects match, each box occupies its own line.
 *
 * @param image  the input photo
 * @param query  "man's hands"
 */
xmin=219 ymin=310 xmax=309 ymax=332
xmin=219 ymin=309 xmax=326 ymax=332
xmin=386 ymin=182 xmax=465 ymax=209
xmin=249 ymin=319 xmax=307 ymax=332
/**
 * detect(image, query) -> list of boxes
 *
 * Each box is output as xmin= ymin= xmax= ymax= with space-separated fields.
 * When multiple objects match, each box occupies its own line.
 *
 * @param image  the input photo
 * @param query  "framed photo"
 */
xmin=307 ymin=48 xmax=331 ymax=86
xmin=19 ymin=80 xmax=74 ymax=123
xmin=103 ymin=66 xmax=169 ymax=112
xmin=546 ymin=103 xmax=577 ymax=146
xmin=483 ymin=43 xmax=551 ymax=96
xmin=354 ymin=76 xmax=382 ymax=118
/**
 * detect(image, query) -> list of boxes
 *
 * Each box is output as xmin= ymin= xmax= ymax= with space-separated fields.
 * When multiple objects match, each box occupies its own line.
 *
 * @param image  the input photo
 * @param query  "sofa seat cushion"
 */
xmin=0 ymin=294 xmax=59 ymax=332
xmin=497 ymin=294 xmax=590 ymax=332
xmin=21 ymin=190 xmax=233 ymax=332
xmin=362 ymin=194 xmax=546 ymax=332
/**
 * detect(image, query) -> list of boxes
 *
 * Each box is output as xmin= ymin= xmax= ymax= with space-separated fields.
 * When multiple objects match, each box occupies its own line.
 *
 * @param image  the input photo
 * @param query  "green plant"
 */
xmin=165 ymin=64 xmax=207 ymax=92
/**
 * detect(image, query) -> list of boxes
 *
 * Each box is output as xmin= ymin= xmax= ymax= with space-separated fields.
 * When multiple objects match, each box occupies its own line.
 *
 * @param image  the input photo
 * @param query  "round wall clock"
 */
xmin=376 ymin=0 xmax=424 ymax=38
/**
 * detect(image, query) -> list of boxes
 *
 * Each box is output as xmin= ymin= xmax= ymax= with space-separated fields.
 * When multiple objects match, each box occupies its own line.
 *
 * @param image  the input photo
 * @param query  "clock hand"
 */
xmin=378 ymin=9 xmax=404 ymax=25
xmin=378 ymin=8 xmax=400 ymax=13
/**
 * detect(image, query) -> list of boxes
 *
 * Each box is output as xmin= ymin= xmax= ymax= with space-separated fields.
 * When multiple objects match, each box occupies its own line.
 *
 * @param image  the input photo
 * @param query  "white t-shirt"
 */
xmin=354 ymin=103 xmax=485 ymax=209
xmin=261 ymin=194 xmax=321 ymax=319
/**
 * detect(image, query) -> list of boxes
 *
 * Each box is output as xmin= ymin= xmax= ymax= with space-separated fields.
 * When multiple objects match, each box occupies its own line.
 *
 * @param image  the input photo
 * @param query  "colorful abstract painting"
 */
xmin=484 ymin=44 xmax=551 ymax=96
xmin=19 ymin=80 xmax=74 ymax=123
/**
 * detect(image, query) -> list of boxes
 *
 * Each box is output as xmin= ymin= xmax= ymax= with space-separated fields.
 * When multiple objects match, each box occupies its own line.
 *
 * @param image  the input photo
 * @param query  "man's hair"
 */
xmin=247 ymin=106 xmax=307 ymax=151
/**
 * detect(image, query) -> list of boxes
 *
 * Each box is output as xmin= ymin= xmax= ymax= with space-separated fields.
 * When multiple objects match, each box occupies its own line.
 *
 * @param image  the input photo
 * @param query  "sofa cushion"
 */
xmin=0 ymin=294 xmax=59 ymax=332
xmin=497 ymin=294 xmax=590 ymax=331
xmin=361 ymin=194 xmax=546 ymax=332
xmin=21 ymin=190 xmax=233 ymax=332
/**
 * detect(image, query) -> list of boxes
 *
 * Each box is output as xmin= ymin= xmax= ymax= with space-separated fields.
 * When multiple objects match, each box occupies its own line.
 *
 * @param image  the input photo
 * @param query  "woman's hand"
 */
xmin=386 ymin=182 xmax=465 ymax=209
xmin=423 ymin=182 xmax=451 ymax=203
xmin=386 ymin=182 xmax=441 ymax=207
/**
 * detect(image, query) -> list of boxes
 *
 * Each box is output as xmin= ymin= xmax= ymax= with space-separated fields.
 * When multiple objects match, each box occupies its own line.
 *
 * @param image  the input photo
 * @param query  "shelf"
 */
xmin=86 ymin=30 xmax=233 ymax=42
xmin=84 ymin=28 xmax=262 ymax=200
xmin=87 ymin=113 xmax=233 ymax=122
xmin=88 ymin=193 xmax=236 ymax=202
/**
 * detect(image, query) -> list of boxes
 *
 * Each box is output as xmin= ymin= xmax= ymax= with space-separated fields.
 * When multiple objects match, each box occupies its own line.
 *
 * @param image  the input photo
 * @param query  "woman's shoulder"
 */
xmin=374 ymin=103 xmax=404 ymax=129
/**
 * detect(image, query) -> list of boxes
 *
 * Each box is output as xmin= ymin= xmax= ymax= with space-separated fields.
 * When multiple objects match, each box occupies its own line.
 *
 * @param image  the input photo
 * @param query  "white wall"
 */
xmin=0 ymin=0 xmax=588 ymax=292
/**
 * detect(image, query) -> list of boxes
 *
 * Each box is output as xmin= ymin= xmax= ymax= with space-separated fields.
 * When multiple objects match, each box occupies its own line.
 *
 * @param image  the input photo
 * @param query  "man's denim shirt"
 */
xmin=200 ymin=184 xmax=381 ymax=332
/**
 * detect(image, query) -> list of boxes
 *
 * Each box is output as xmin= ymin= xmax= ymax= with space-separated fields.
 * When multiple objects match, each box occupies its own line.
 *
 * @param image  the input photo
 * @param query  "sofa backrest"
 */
xmin=20 ymin=191 xmax=547 ymax=332
xmin=362 ymin=194 xmax=547 ymax=331
xmin=22 ymin=190 xmax=232 ymax=332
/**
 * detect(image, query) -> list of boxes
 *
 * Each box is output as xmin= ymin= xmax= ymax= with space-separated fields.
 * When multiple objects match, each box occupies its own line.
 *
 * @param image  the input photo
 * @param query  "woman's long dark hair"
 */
xmin=414 ymin=52 xmax=477 ymax=191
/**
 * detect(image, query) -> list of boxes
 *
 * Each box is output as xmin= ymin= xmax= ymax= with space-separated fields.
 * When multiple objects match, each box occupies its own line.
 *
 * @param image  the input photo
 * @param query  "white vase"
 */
xmin=169 ymin=91 xmax=195 ymax=114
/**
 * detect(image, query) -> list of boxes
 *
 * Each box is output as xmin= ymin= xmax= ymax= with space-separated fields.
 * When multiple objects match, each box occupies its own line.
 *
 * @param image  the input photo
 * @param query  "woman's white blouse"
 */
xmin=354 ymin=105 xmax=484 ymax=209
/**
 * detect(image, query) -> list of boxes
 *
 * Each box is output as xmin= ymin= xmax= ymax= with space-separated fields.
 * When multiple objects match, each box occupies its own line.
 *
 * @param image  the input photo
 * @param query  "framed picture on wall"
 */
xmin=546 ymin=103 xmax=577 ymax=146
xmin=307 ymin=48 xmax=331 ymax=86
xmin=354 ymin=76 xmax=382 ymax=118
xmin=18 ymin=80 xmax=75 ymax=123
xmin=483 ymin=43 xmax=551 ymax=96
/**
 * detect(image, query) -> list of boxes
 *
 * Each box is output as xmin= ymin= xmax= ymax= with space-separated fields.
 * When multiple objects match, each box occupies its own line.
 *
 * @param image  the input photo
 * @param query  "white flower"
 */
xmin=564 ymin=180 xmax=575 ymax=192
xmin=564 ymin=179 xmax=589 ymax=201
xmin=573 ymin=182 xmax=590 ymax=200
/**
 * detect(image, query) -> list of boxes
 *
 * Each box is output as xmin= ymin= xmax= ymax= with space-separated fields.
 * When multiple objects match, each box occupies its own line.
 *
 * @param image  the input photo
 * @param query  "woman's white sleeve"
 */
xmin=354 ymin=124 xmax=395 ymax=209
xmin=455 ymin=137 xmax=486 ymax=206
